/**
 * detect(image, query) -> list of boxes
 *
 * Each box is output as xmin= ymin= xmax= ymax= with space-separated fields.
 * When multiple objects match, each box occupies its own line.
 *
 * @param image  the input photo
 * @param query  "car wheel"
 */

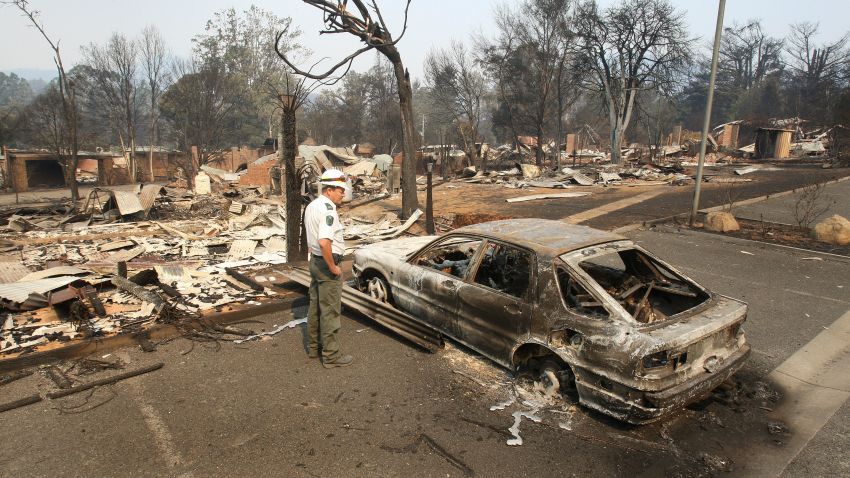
xmin=366 ymin=276 xmax=391 ymax=304
xmin=538 ymin=360 xmax=574 ymax=397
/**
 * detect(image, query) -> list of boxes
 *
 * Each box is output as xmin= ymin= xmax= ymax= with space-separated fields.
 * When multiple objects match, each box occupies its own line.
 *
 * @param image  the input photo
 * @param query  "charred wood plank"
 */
xmin=0 ymin=394 xmax=42 ymax=413
xmin=0 ymin=369 xmax=34 ymax=386
xmin=46 ymin=365 xmax=72 ymax=389
xmin=157 ymin=281 xmax=183 ymax=300
xmin=111 ymin=275 xmax=168 ymax=314
xmin=225 ymin=267 xmax=265 ymax=292
xmin=47 ymin=362 xmax=164 ymax=399
xmin=84 ymin=288 xmax=107 ymax=316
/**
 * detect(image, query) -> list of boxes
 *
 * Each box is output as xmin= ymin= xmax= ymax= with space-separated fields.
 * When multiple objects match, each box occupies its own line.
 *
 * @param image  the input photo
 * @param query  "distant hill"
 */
xmin=27 ymin=78 xmax=47 ymax=95
xmin=8 ymin=68 xmax=56 ymax=83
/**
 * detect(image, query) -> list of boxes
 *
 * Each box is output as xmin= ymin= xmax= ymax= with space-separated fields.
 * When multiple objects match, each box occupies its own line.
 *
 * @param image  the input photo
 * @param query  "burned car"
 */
xmin=352 ymin=219 xmax=750 ymax=424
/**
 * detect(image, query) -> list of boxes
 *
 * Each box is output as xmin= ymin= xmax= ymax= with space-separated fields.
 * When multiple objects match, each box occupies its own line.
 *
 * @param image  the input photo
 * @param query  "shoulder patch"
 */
xmin=326 ymin=215 xmax=334 ymax=226
xmin=325 ymin=203 xmax=333 ymax=210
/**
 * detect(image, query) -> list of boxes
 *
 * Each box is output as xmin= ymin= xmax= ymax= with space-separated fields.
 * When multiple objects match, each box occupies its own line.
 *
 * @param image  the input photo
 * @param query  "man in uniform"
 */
xmin=304 ymin=169 xmax=354 ymax=368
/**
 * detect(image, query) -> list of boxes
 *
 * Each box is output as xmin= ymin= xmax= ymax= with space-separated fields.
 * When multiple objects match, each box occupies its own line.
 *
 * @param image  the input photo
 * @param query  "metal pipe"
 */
xmin=690 ymin=0 xmax=726 ymax=226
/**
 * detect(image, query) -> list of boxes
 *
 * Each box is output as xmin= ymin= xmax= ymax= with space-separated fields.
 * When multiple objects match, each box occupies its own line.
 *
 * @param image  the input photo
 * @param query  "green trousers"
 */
xmin=308 ymin=257 xmax=342 ymax=360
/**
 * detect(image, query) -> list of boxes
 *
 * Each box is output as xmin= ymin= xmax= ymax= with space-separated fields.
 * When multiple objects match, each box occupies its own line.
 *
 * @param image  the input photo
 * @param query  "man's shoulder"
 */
xmin=306 ymin=196 xmax=324 ymax=209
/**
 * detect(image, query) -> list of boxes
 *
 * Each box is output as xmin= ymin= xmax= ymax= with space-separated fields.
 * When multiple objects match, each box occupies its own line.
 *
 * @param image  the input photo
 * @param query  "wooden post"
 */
xmin=425 ymin=161 xmax=435 ymax=235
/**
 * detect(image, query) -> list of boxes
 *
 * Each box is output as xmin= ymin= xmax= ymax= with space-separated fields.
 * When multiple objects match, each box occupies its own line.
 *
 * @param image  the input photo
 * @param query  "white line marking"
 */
xmin=562 ymin=189 xmax=665 ymax=224
xmin=116 ymin=351 xmax=188 ymax=472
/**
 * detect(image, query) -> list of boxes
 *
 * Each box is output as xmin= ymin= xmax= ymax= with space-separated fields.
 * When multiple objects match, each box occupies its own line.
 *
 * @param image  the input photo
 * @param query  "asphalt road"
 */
xmin=2 ymin=225 xmax=848 ymax=477
xmin=732 ymin=176 xmax=850 ymax=225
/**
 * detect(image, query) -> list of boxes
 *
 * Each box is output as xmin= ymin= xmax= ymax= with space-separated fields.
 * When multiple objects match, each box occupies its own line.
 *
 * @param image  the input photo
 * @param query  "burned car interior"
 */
xmin=414 ymin=236 xmax=482 ymax=279
xmin=414 ymin=237 xmax=532 ymax=300
xmin=473 ymin=242 xmax=531 ymax=299
xmin=571 ymin=246 xmax=710 ymax=324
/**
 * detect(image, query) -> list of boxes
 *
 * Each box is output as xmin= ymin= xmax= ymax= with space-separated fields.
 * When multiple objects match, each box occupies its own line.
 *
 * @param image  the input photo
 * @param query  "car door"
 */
xmin=455 ymin=241 xmax=534 ymax=364
xmin=395 ymin=235 xmax=484 ymax=336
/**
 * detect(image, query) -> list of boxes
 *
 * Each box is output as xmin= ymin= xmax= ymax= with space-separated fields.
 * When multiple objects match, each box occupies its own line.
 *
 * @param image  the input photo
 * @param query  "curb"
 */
xmin=610 ymin=173 xmax=850 ymax=234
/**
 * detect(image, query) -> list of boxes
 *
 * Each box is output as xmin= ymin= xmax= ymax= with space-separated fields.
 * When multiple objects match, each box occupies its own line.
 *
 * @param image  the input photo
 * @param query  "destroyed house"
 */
xmin=3 ymin=150 xmax=127 ymax=191
xmin=754 ymin=128 xmax=794 ymax=159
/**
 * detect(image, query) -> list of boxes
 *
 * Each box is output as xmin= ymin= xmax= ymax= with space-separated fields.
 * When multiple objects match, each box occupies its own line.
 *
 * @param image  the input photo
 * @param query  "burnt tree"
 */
xmin=7 ymin=0 xmax=80 ymax=201
xmin=574 ymin=0 xmax=691 ymax=164
xmin=276 ymin=0 xmax=420 ymax=218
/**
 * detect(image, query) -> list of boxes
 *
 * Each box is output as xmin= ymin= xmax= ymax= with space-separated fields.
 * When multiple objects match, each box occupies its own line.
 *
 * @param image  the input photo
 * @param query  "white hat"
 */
xmin=319 ymin=168 xmax=350 ymax=190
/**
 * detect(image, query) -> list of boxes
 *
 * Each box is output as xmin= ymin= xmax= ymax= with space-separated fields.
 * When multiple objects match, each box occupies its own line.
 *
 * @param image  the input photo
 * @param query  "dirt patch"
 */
xmin=694 ymin=217 xmax=850 ymax=256
xmin=451 ymin=213 xmax=513 ymax=228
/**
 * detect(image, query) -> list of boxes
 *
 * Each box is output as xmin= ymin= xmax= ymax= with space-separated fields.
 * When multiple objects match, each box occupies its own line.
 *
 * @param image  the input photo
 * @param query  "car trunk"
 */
xmin=638 ymin=295 xmax=747 ymax=380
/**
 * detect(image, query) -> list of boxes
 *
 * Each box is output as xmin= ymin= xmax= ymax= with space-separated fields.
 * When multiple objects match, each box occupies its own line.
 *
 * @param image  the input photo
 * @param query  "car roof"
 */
xmin=452 ymin=219 xmax=625 ymax=256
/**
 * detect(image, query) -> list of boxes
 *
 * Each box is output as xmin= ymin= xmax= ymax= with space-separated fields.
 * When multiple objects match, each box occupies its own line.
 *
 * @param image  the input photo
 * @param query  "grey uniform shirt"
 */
xmin=305 ymin=194 xmax=345 ymax=257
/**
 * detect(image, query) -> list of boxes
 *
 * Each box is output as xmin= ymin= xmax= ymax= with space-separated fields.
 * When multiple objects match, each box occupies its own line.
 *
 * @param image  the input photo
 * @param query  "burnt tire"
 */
xmin=538 ymin=360 xmax=575 ymax=396
xmin=365 ymin=275 xmax=392 ymax=304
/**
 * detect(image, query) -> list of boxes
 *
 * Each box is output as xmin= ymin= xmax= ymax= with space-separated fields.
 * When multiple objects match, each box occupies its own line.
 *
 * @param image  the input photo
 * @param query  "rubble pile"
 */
xmin=0 ymin=186 xmax=291 ymax=357
xmin=447 ymin=161 xmax=697 ymax=189
xmin=0 ymin=176 xmax=418 ymax=358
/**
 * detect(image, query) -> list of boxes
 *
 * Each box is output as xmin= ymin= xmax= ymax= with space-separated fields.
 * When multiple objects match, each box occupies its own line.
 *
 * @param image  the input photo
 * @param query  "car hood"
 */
xmin=356 ymin=235 xmax=437 ymax=260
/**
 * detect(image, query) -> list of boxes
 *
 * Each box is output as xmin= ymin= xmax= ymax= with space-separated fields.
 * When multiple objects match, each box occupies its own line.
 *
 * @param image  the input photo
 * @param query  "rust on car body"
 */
xmin=352 ymin=219 xmax=750 ymax=424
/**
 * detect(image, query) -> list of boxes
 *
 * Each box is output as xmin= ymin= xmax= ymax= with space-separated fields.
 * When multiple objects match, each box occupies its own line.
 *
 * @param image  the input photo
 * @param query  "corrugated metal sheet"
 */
xmin=776 ymin=130 xmax=792 ymax=159
xmin=228 ymin=240 xmax=257 ymax=260
xmin=139 ymin=184 xmax=166 ymax=214
xmin=0 ymin=262 xmax=32 ymax=284
xmin=99 ymin=240 xmax=137 ymax=252
xmin=19 ymin=266 xmax=90 ymax=282
xmin=0 ymin=276 xmax=81 ymax=304
xmin=112 ymin=190 xmax=144 ymax=216
xmin=154 ymin=265 xmax=192 ymax=283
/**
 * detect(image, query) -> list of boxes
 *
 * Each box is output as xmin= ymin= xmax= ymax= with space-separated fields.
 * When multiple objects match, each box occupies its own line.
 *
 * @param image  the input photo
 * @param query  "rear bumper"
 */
xmin=574 ymin=345 xmax=750 ymax=424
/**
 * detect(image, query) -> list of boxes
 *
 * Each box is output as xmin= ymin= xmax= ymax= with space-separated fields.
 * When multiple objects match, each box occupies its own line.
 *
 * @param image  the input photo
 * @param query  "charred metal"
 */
xmin=353 ymin=219 xmax=750 ymax=424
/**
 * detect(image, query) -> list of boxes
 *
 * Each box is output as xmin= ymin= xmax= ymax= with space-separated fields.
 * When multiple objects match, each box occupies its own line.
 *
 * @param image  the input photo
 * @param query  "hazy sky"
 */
xmin=2 ymin=0 xmax=848 ymax=83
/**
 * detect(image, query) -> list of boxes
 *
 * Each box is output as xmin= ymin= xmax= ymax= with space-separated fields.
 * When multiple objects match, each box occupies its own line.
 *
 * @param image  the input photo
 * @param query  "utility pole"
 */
xmin=421 ymin=114 xmax=426 ymax=143
xmin=690 ymin=0 xmax=726 ymax=226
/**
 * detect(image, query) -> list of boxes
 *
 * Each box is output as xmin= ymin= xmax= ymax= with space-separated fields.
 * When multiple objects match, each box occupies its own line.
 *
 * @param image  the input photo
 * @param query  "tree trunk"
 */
xmin=383 ymin=48 xmax=420 ymax=219
xmin=149 ymin=113 xmax=156 ymax=182
xmin=610 ymin=126 xmax=622 ymax=164
xmin=535 ymin=129 xmax=545 ymax=166
xmin=281 ymin=104 xmax=304 ymax=262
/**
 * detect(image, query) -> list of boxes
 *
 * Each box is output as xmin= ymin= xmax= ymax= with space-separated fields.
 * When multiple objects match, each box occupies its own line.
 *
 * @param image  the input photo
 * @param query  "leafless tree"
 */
xmin=425 ymin=42 xmax=487 ymax=169
xmin=786 ymin=22 xmax=850 ymax=119
xmin=719 ymin=20 xmax=784 ymax=91
xmin=5 ymin=0 xmax=80 ymax=201
xmin=791 ymin=182 xmax=833 ymax=230
xmin=481 ymin=0 xmax=574 ymax=166
xmin=139 ymin=25 xmax=171 ymax=182
xmin=276 ymin=0 xmax=420 ymax=218
xmin=574 ymin=0 xmax=692 ymax=164
xmin=82 ymin=33 xmax=142 ymax=181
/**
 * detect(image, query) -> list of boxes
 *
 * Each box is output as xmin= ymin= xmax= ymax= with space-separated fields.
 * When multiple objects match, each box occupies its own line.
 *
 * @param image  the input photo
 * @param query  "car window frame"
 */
xmin=408 ymin=234 xmax=486 ymax=282
xmin=465 ymin=239 xmax=536 ymax=302
xmin=553 ymin=260 xmax=618 ymax=321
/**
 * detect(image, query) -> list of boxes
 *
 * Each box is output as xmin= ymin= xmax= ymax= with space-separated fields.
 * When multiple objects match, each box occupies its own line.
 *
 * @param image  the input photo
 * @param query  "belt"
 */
xmin=312 ymin=253 xmax=343 ymax=265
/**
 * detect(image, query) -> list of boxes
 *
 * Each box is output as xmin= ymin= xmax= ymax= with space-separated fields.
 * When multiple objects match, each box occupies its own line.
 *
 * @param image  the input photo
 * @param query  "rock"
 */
xmin=813 ymin=214 xmax=850 ymax=245
xmin=704 ymin=211 xmax=740 ymax=232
